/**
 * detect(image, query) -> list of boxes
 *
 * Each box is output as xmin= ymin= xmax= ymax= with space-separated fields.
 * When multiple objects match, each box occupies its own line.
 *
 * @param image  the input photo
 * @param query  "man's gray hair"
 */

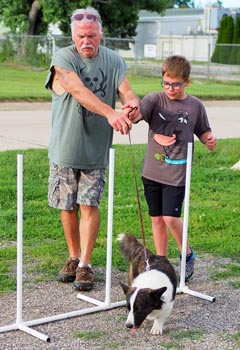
xmin=71 ymin=7 xmax=103 ymax=35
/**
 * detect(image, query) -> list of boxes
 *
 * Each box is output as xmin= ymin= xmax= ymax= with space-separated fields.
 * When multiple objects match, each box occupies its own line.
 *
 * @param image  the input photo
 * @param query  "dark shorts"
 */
xmin=48 ymin=162 xmax=106 ymax=210
xmin=142 ymin=177 xmax=185 ymax=217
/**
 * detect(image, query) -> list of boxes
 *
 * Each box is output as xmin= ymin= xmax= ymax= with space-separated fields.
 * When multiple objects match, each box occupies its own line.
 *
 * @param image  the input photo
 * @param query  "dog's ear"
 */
xmin=119 ymin=281 xmax=131 ymax=295
xmin=150 ymin=286 xmax=167 ymax=303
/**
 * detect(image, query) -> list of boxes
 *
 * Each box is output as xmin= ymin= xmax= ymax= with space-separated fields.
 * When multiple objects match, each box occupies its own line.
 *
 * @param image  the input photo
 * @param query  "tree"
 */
xmin=94 ymin=0 xmax=174 ymax=38
xmin=41 ymin=0 xmax=91 ymax=35
xmin=0 ymin=0 xmax=175 ymax=37
xmin=174 ymin=0 xmax=194 ymax=8
xmin=229 ymin=16 xmax=240 ymax=65
xmin=211 ymin=15 xmax=234 ymax=64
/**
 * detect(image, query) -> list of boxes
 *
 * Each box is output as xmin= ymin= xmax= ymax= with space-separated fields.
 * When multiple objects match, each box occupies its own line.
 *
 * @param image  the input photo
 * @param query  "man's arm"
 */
xmin=52 ymin=65 xmax=132 ymax=134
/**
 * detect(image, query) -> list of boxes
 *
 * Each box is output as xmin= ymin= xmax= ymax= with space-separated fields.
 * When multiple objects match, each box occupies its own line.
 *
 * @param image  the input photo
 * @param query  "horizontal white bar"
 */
xmin=77 ymin=294 xmax=106 ymax=306
xmin=177 ymin=286 xmax=216 ymax=302
xmin=18 ymin=324 xmax=50 ymax=342
xmin=0 ymin=301 xmax=126 ymax=333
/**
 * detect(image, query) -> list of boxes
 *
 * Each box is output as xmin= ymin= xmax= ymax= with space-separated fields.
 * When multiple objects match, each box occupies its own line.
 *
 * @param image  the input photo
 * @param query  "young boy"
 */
xmin=131 ymin=55 xmax=217 ymax=281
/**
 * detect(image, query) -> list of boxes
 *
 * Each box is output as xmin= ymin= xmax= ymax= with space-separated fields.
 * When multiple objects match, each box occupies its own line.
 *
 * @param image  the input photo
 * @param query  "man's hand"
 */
xmin=107 ymin=109 xmax=132 ymax=134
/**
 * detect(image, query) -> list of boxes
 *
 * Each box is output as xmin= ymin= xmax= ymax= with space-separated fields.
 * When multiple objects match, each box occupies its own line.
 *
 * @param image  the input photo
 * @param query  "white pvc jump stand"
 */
xmin=176 ymin=143 xmax=216 ymax=303
xmin=0 ymin=149 xmax=125 ymax=342
xmin=0 ymin=154 xmax=50 ymax=342
xmin=77 ymin=148 xmax=126 ymax=308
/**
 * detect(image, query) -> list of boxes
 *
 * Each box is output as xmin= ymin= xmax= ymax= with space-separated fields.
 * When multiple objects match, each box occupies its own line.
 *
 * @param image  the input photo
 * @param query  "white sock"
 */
xmin=78 ymin=262 xmax=92 ymax=268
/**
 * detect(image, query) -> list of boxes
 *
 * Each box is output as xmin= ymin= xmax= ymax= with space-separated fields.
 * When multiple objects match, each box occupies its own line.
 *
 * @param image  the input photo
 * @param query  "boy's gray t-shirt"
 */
xmin=45 ymin=45 xmax=127 ymax=169
xmin=140 ymin=92 xmax=211 ymax=187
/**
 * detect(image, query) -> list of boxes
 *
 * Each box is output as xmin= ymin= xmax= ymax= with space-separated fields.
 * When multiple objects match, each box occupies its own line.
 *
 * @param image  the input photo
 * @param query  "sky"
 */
xmin=194 ymin=0 xmax=240 ymax=8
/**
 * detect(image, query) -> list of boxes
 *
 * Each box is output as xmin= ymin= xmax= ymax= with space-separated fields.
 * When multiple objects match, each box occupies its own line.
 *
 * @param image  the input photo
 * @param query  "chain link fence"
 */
xmin=0 ymin=34 xmax=240 ymax=80
xmin=0 ymin=34 xmax=70 ymax=66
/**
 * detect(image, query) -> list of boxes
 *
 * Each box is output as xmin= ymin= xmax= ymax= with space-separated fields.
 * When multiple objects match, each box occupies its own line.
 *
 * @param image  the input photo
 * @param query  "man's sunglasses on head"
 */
xmin=73 ymin=13 xmax=101 ymax=24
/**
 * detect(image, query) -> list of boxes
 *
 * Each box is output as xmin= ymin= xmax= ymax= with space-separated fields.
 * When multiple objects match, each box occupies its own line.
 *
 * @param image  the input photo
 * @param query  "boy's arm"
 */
xmin=199 ymin=131 xmax=217 ymax=151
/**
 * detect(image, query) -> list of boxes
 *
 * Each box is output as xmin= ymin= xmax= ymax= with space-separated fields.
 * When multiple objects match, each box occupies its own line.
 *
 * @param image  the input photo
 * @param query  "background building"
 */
xmin=134 ymin=6 xmax=239 ymax=61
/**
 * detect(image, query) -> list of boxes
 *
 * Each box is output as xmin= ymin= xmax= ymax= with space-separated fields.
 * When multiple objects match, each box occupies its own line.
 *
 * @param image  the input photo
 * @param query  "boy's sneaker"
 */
xmin=58 ymin=257 xmax=79 ymax=282
xmin=180 ymin=249 xmax=195 ymax=282
xmin=73 ymin=265 xmax=94 ymax=291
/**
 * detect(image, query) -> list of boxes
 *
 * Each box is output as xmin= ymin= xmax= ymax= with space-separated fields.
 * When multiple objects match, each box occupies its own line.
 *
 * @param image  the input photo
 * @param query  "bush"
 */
xmin=211 ymin=15 xmax=237 ymax=65
xmin=0 ymin=36 xmax=15 ymax=62
xmin=229 ymin=17 xmax=240 ymax=65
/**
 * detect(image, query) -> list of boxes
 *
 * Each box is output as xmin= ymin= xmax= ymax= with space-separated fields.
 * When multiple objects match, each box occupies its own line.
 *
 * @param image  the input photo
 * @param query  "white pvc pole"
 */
xmin=15 ymin=154 xmax=50 ymax=342
xmin=177 ymin=143 xmax=216 ymax=302
xmin=77 ymin=148 xmax=125 ymax=306
xmin=18 ymin=324 xmax=50 ymax=342
xmin=105 ymin=148 xmax=115 ymax=305
xmin=0 ymin=301 xmax=126 ymax=333
xmin=179 ymin=142 xmax=192 ymax=289
xmin=77 ymin=147 xmax=125 ymax=307
xmin=179 ymin=286 xmax=216 ymax=302
xmin=16 ymin=154 xmax=23 ymax=324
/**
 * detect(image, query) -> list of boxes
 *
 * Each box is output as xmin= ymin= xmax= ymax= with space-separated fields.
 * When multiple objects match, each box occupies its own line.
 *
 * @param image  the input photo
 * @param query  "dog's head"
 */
xmin=120 ymin=282 xmax=167 ymax=331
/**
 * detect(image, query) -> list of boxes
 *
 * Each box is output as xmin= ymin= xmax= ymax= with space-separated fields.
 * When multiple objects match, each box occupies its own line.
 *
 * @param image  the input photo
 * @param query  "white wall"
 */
xmin=158 ymin=35 xmax=217 ymax=61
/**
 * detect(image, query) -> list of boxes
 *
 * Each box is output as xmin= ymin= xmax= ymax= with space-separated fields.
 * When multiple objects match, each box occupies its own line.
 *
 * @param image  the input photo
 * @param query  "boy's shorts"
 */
xmin=142 ymin=177 xmax=185 ymax=217
xmin=48 ymin=162 xmax=106 ymax=210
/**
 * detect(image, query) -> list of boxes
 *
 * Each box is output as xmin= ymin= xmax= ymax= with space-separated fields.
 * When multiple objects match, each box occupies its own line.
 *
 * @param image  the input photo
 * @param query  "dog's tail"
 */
xmin=117 ymin=232 xmax=153 ymax=262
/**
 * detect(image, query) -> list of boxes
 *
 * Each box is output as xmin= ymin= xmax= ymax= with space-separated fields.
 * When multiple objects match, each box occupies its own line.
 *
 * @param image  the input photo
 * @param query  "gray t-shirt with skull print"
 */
xmin=140 ymin=92 xmax=211 ymax=187
xmin=45 ymin=45 xmax=126 ymax=169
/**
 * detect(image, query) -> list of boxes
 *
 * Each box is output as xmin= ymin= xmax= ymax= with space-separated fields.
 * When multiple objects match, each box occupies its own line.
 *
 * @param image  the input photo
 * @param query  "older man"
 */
xmin=45 ymin=7 xmax=140 ymax=291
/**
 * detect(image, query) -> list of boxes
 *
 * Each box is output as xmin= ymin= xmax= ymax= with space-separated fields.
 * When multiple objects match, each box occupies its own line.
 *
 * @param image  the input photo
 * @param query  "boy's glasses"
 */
xmin=73 ymin=13 xmax=101 ymax=23
xmin=161 ymin=80 xmax=185 ymax=91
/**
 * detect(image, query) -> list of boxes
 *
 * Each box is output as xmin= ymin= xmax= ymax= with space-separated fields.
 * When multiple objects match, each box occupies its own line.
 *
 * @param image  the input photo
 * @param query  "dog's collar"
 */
xmin=145 ymin=258 xmax=150 ymax=271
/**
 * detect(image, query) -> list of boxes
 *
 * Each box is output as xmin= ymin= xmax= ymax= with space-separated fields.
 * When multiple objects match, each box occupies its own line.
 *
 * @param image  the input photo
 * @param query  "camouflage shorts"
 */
xmin=48 ymin=162 xmax=106 ymax=210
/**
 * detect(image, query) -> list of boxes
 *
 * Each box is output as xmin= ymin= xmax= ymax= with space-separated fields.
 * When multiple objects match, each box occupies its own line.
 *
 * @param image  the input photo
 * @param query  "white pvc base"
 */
xmin=176 ymin=143 xmax=216 ymax=303
xmin=0 ymin=149 xmax=125 ymax=342
xmin=177 ymin=285 xmax=216 ymax=302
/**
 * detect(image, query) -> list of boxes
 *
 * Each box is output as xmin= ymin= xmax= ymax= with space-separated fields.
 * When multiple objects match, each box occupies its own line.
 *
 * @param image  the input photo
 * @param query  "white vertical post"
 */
xmin=177 ymin=143 xmax=216 ymax=302
xmin=15 ymin=154 xmax=51 ymax=341
xmin=16 ymin=154 xmax=23 ymax=324
xmin=104 ymin=148 xmax=115 ymax=305
xmin=179 ymin=142 xmax=192 ymax=289
xmin=78 ymin=147 xmax=126 ymax=307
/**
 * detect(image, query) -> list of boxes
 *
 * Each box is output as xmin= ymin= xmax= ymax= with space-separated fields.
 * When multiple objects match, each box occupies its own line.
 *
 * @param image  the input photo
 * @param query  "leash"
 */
xmin=127 ymin=108 xmax=150 ymax=271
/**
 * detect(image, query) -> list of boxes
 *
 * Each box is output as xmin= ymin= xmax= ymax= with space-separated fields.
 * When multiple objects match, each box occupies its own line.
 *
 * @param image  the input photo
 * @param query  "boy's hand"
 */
xmin=206 ymin=134 xmax=217 ymax=151
xmin=122 ymin=104 xmax=142 ymax=123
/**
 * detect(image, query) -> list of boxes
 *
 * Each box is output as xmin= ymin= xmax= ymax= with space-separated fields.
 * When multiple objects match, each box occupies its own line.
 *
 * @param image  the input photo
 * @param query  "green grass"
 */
xmin=73 ymin=330 xmax=106 ymax=339
xmin=210 ymin=263 xmax=240 ymax=288
xmin=1 ymin=62 xmax=240 ymax=101
xmin=0 ymin=63 xmax=50 ymax=101
xmin=0 ymin=140 xmax=240 ymax=293
xmin=160 ymin=329 xmax=204 ymax=349
xmin=232 ymin=332 xmax=240 ymax=347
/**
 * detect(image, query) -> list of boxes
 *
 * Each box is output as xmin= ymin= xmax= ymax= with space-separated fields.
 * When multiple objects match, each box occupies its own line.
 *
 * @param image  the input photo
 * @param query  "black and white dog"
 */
xmin=118 ymin=233 xmax=177 ymax=335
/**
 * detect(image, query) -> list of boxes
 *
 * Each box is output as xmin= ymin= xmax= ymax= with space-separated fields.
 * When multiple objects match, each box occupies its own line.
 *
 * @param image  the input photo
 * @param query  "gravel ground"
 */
xmin=0 ymin=255 xmax=239 ymax=350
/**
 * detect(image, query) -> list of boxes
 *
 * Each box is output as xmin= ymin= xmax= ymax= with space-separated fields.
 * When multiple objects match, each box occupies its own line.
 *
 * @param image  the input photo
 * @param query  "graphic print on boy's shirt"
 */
xmin=152 ymin=108 xmax=193 ymax=165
